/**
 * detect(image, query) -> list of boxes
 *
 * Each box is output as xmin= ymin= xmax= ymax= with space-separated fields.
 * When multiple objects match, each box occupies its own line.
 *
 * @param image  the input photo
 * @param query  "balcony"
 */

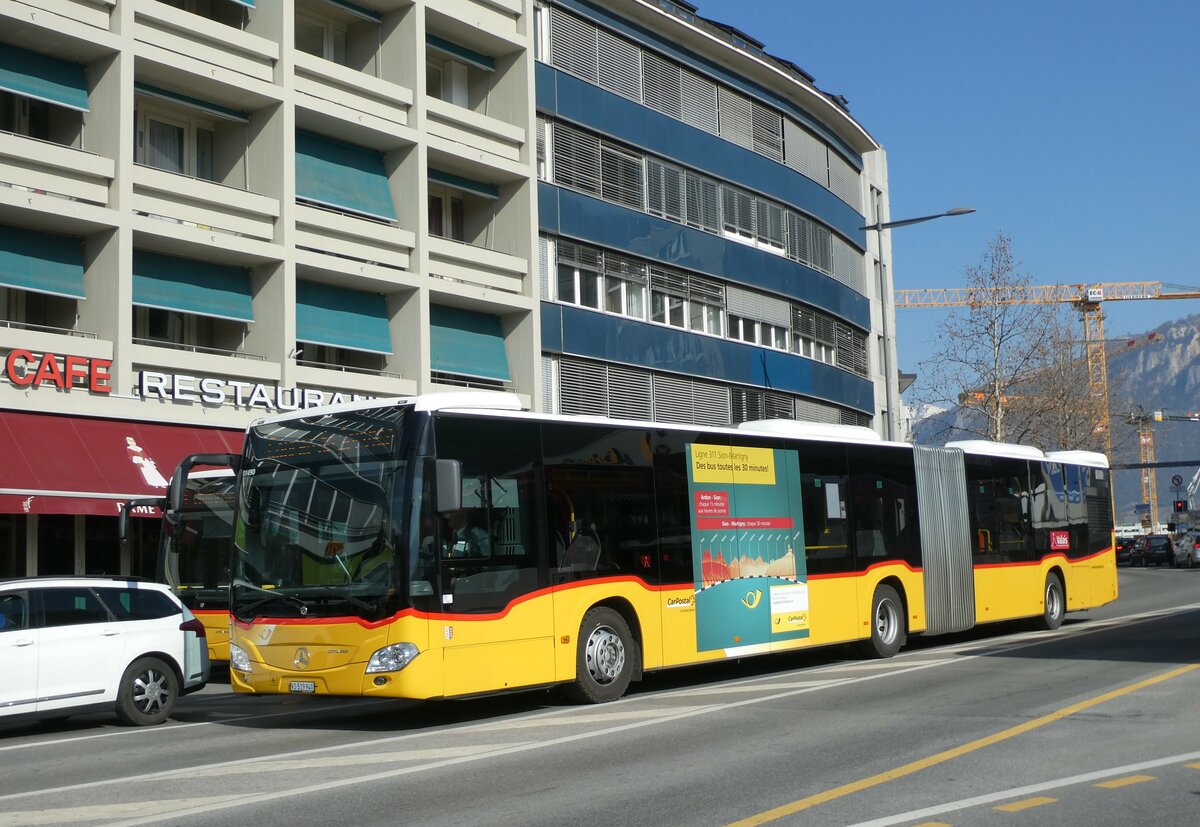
xmin=293 ymin=363 xmax=416 ymax=398
xmin=426 ymin=235 xmax=528 ymax=296
xmin=130 ymin=341 xmax=280 ymax=384
xmin=294 ymin=203 xmax=414 ymax=273
xmin=6 ymin=0 xmax=115 ymax=33
xmin=132 ymin=164 xmax=279 ymax=241
xmin=426 ymin=0 xmax=524 ymax=46
xmin=424 ymin=97 xmax=525 ymax=166
xmin=133 ymin=0 xmax=278 ymax=89
xmin=293 ymin=52 xmax=413 ymax=135
xmin=0 ymin=323 xmax=106 ymax=363
xmin=0 ymin=131 xmax=113 ymax=206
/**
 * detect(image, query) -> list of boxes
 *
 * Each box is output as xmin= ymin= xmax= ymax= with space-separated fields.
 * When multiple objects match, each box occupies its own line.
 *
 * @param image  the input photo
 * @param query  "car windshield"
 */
xmin=231 ymin=405 xmax=412 ymax=622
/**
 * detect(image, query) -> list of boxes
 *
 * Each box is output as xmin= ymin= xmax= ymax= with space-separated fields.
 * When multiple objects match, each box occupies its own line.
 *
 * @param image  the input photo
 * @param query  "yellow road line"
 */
xmin=1094 ymin=774 xmax=1155 ymax=789
xmin=994 ymin=796 xmax=1057 ymax=812
xmin=725 ymin=662 xmax=1199 ymax=826
xmin=1187 ymin=763 xmax=1200 ymax=770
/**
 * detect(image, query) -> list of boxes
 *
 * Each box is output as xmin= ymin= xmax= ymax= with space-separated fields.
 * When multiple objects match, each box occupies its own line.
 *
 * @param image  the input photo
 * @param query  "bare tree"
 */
xmin=914 ymin=233 xmax=1082 ymax=447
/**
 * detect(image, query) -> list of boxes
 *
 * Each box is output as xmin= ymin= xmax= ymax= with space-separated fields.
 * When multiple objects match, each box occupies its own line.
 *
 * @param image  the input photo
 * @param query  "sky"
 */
xmin=693 ymin=0 xmax=1200 ymax=375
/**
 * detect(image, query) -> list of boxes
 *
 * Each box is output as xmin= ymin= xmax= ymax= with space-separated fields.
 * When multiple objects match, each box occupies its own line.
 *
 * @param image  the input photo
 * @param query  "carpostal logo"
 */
xmin=667 ymin=596 xmax=695 ymax=608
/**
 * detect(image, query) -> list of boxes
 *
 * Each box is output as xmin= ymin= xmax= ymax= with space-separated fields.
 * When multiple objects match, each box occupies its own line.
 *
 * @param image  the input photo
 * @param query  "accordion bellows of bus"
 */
xmin=166 ymin=392 xmax=1115 ymax=704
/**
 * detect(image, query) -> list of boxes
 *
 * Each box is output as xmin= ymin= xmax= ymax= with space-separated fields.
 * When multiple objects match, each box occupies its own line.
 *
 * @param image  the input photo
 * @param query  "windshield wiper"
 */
xmin=315 ymin=585 xmax=376 ymax=613
xmin=233 ymin=581 xmax=311 ymax=618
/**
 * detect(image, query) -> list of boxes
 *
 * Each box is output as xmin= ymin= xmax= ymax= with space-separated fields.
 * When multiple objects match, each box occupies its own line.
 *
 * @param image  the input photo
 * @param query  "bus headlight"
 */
xmin=366 ymin=642 xmax=419 ymax=673
xmin=230 ymin=643 xmax=252 ymax=673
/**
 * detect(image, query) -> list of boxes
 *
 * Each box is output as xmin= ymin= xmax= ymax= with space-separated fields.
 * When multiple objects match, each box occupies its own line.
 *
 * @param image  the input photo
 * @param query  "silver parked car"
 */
xmin=1173 ymin=533 xmax=1200 ymax=568
xmin=0 ymin=577 xmax=209 ymax=726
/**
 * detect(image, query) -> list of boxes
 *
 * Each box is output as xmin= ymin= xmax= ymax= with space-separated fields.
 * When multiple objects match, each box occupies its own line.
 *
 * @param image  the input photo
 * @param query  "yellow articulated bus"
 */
xmin=169 ymin=392 xmax=1116 ymax=703
xmin=121 ymin=467 xmax=237 ymax=663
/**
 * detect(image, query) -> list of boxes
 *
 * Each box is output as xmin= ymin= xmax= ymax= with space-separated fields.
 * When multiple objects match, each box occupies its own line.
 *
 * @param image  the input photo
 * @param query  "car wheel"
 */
xmin=562 ymin=607 xmax=635 ymax=704
xmin=1038 ymin=573 xmax=1065 ymax=631
xmin=858 ymin=584 xmax=906 ymax=658
xmin=115 ymin=657 xmax=178 ymax=726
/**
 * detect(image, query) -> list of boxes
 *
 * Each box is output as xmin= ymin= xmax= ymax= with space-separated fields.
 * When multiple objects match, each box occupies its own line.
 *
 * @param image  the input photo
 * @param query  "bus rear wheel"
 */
xmin=563 ymin=607 xmax=635 ymax=704
xmin=1038 ymin=573 xmax=1065 ymax=631
xmin=858 ymin=584 xmax=905 ymax=659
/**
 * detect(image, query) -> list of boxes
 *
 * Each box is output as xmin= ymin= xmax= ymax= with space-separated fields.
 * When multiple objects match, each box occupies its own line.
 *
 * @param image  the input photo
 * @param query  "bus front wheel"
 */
xmin=858 ymin=584 xmax=905 ymax=659
xmin=563 ymin=607 xmax=635 ymax=704
xmin=1039 ymin=573 xmax=1065 ymax=631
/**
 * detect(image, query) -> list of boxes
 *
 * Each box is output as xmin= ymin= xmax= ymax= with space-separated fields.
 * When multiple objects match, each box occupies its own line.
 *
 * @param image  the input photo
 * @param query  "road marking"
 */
xmin=725 ymin=662 xmax=1200 ymax=826
xmin=184 ymin=744 xmax=534 ymax=777
xmin=1187 ymin=763 xmax=1200 ymax=770
xmin=0 ymin=698 xmax=395 ymax=754
xmin=1094 ymin=774 xmax=1155 ymax=789
xmin=0 ymin=797 xmax=247 ymax=827
xmin=994 ymin=796 xmax=1057 ymax=812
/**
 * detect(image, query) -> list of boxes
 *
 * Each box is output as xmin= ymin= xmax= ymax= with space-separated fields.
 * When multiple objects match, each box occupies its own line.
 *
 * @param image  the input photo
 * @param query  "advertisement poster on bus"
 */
xmin=686 ymin=443 xmax=808 ymax=652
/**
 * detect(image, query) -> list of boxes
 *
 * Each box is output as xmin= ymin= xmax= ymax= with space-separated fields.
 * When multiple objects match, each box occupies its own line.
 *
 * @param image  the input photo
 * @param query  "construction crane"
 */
xmin=1126 ymin=408 xmax=1200 ymax=526
xmin=895 ymin=281 xmax=1200 ymax=456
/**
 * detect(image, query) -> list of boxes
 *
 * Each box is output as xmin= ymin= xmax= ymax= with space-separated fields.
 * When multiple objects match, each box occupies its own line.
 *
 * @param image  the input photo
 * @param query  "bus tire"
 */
xmin=858 ymin=585 xmax=905 ymax=659
xmin=563 ymin=607 xmax=635 ymax=704
xmin=115 ymin=657 xmax=177 ymax=726
xmin=1038 ymin=573 xmax=1065 ymax=631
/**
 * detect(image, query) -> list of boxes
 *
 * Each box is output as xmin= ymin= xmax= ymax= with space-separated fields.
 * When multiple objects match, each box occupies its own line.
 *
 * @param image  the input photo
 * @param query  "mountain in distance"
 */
xmin=909 ymin=313 xmax=1200 ymax=525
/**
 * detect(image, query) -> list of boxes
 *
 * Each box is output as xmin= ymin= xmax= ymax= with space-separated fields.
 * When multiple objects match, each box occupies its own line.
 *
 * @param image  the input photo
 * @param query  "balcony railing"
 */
xmin=0 ymin=320 xmax=98 ymax=339
xmin=132 ymin=337 xmax=266 ymax=361
xmin=296 ymin=358 xmax=401 ymax=380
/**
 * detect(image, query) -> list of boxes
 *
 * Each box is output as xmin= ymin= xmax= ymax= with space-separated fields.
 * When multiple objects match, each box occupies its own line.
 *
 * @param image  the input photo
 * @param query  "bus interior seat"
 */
xmin=560 ymin=532 xmax=601 ymax=571
xmin=856 ymin=529 xmax=887 ymax=557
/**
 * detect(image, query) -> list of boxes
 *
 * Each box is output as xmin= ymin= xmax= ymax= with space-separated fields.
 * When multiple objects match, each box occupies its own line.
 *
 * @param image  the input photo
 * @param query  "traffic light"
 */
xmin=1174 ymin=500 xmax=1188 ymax=513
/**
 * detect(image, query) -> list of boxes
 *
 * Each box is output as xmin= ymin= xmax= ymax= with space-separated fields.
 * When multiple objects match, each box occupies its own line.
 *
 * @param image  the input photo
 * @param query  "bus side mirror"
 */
xmin=119 ymin=497 xmax=165 ymax=541
xmin=436 ymin=459 xmax=462 ymax=514
xmin=167 ymin=452 xmax=241 ymax=514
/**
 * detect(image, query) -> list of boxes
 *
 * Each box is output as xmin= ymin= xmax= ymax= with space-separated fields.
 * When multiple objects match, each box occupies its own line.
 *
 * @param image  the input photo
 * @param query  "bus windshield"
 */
xmin=231 ymin=405 xmax=411 ymax=623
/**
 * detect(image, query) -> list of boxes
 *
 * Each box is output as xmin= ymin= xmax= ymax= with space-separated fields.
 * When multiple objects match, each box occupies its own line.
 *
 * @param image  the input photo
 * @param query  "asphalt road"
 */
xmin=2 ymin=565 xmax=1198 ymax=827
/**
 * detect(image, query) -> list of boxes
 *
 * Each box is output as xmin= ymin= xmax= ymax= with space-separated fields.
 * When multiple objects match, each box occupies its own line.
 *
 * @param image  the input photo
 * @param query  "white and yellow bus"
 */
xmin=170 ymin=392 xmax=1116 ymax=703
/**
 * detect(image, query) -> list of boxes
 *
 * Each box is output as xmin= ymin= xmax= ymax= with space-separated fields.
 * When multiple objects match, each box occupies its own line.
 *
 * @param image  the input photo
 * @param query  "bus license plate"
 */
xmin=289 ymin=681 xmax=316 ymax=693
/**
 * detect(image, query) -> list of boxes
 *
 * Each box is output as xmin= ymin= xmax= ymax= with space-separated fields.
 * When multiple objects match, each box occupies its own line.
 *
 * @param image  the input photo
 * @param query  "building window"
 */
xmin=428 ymin=185 xmax=465 ymax=241
xmin=135 ymin=103 xmax=216 ymax=181
xmin=296 ymin=342 xmax=386 ymax=374
xmin=134 ymin=306 xmax=209 ymax=347
xmin=0 ymin=288 xmax=77 ymax=334
xmin=557 ymin=258 xmax=601 ymax=310
xmin=296 ymin=11 xmax=348 ymax=64
xmin=727 ymin=314 xmax=758 ymax=344
xmin=427 ymin=57 xmax=468 ymax=107
xmin=0 ymin=91 xmax=50 ymax=141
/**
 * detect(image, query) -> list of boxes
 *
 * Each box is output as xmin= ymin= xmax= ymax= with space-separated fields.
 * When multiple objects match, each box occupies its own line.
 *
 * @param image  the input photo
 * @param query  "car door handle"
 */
xmin=14 ymin=638 xmax=35 ymax=647
xmin=101 ymin=629 xmax=121 ymax=637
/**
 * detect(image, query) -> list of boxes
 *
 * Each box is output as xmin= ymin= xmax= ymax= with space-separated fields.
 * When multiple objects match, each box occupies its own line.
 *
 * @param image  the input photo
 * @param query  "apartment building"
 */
xmin=0 ymin=0 xmax=896 ymax=578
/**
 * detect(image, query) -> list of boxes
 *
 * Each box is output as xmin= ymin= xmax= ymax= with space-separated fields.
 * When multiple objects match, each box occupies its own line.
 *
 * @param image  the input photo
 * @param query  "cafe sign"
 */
xmin=3 ymin=348 xmax=113 ymax=393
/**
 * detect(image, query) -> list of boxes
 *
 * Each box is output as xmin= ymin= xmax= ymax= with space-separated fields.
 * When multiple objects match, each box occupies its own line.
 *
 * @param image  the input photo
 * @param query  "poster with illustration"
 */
xmin=687 ymin=443 xmax=808 ymax=652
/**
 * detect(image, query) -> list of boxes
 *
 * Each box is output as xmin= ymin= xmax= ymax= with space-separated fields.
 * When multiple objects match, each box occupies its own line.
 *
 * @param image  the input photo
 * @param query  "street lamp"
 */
xmin=860 ymin=206 xmax=975 ymax=441
xmin=860 ymin=206 xmax=975 ymax=233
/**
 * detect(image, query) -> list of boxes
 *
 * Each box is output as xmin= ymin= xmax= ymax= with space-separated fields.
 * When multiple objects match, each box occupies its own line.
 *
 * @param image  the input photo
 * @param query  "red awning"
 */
xmin=0 ymin=411 xmax=243 ymax=516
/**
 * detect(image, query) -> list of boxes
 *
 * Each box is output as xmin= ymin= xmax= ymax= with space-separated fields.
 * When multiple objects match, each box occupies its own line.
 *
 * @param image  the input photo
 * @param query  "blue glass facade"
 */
xmin=537 ymin=2 xmax=880 ymax=420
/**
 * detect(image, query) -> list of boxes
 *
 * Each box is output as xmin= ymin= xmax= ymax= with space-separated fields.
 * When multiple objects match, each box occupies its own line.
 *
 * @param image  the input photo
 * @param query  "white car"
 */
xmin=0 ymin=577 xmax=209 ymax=726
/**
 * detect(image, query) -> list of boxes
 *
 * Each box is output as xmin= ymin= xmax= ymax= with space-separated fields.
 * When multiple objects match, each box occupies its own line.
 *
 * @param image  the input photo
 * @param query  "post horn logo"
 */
xmin=741 ymin=589 xmax=763 ymax=609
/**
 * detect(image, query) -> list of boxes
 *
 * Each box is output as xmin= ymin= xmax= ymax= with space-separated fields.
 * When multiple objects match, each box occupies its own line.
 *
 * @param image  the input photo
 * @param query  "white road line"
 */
xmin=0 ymin=797 xmax=249 ymax=827
xmin=846 ymin=750 xmax=1200 ymax=827
xmin=0 ymin=698 xmax=395 ymax=754
xmin=184 ymin=744 xmax=534 ymax=777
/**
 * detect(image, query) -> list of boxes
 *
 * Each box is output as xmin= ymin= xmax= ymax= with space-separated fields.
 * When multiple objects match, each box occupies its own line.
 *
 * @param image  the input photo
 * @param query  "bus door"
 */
xmin=427 ymin=417 xmax=554 ymax=697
